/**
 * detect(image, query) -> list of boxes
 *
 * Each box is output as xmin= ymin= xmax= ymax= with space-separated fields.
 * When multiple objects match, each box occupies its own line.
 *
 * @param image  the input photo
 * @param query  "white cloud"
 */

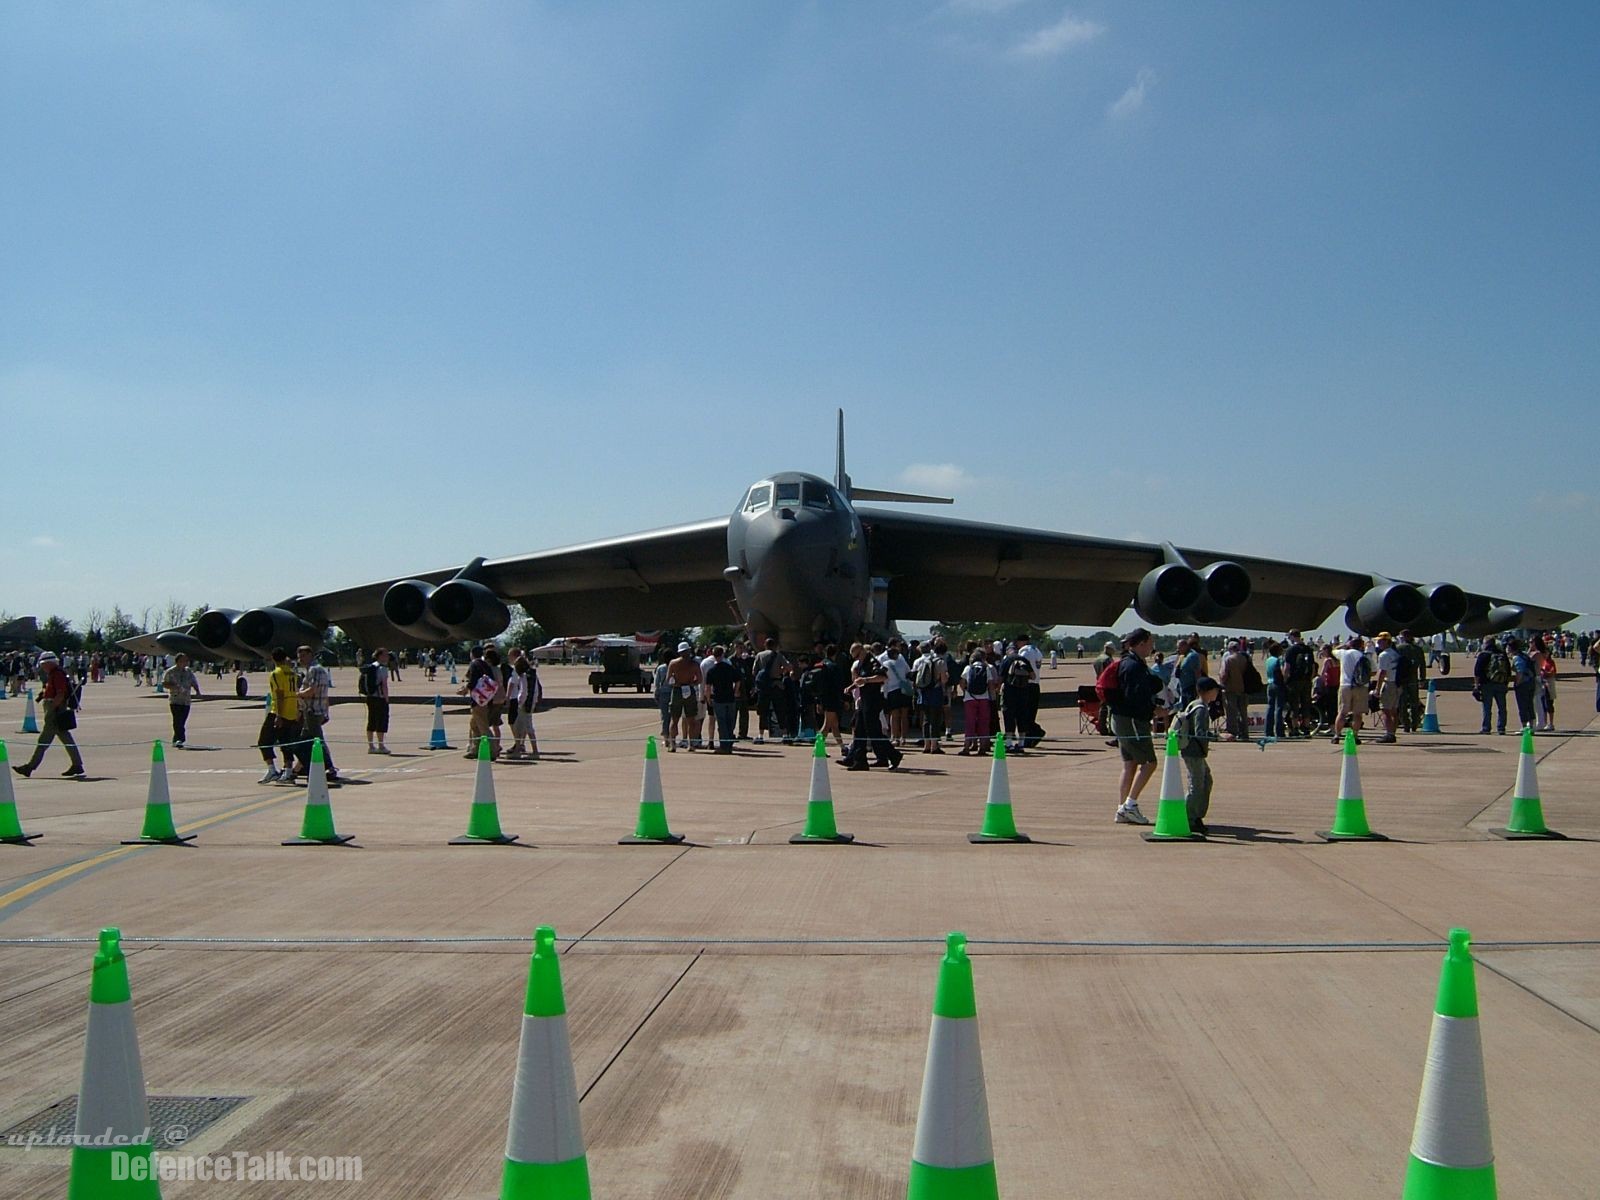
xmin=29 ymin=535 xmax=60 ymax=548
xmin=899 ymin=463 xmax=977 ymax=493
xmin=1108 ymin=67 xmax=1155 ymax=119
xmin=1012 ymin=11 xmax=1105 ymax=58
xmin=1531 ymin=490 xmax=1595 ymax=513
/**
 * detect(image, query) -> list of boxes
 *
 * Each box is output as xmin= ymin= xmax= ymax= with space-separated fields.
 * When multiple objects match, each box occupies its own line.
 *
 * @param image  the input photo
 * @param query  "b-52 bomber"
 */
xmin=140 ymin=413 xmax=1574 ymax=663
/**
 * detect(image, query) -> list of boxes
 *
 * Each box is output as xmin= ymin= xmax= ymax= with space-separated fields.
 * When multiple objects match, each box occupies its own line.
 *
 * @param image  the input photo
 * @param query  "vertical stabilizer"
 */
xmin=835 ymin=409 xmax=849 ymax=497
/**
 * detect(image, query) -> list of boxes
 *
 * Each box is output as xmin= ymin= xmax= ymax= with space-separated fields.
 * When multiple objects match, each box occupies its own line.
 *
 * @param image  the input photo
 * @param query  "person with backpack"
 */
xmin=1109 ymin=628 xmax=1167 ymax=825
xmin=12 ymin=651 xmax=85 ymax=778
xmin=1506 ymin=638 xmax=1538 ymax=731
xmin=842 ymin=642 xmax=901 ymax=771
xmin=360 ymin=648 xmax=392 ymax=754
xmin=1473 ymin=637 xmax=1511 ymax=734
xmin=998 ymin=642 xmax=1037 ymax=754
xmin=1282 ymin=630 xmax=1316 ymax=737
xmin=958 ymin=648 xmax=995 ymax=756
xmin=1174 ymin=677 xmax=1222 ymax=835
xmin=1332 ymin=635 xmax=1372 ymax=743
xmin=912 ymin=642 xmax=947 ymax=753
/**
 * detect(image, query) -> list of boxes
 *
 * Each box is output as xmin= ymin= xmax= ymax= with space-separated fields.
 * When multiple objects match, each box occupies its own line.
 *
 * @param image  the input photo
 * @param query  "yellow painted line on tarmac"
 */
xmin=0 ymin=791 xmax=294 ymax=915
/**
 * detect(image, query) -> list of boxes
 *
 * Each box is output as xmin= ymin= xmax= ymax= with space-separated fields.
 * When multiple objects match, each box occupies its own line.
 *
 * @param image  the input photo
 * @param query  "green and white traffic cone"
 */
xmin=969 ymin=736 xmax=1029 ymax=843
xmin=452 ymin=737 xmax=519 ymax=844
xmin=281 ymin=739 xmax=354 ymax=846
xmin=1490 ymin=726 xmax=1563 ymax=839
xmin=1317 ymin=728 xmax=1386 ymax=841
xmin=67 ymin=928 xmax=160 ymax=1198
xmin=500 ymin=926 xmax=591 ymax=1199
xmin=620 ymin=736 xmax=685 ymax=845
xmin=121 ymin=741 xmax=195 ymax=846
xmin=907 ymin=932 xmax=999 ymax=1200
xmin=20 ymin=688 xmax=38 ymax=734
xmin=1402 ymin=929 xmax=1496 ymax=1199
xmin=1144 ymin=727 xmax=1202 ymax=842
xmin=790 ymin=734 xmax=854 ymax=843
xmin=0 ymin=741 xmax=42 ymax=844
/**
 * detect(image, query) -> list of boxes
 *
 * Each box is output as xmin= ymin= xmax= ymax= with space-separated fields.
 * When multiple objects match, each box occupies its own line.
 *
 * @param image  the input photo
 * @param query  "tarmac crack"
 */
xmin=1464 ymin=712 xmax=1598 ymax=827
xmin=1289 ymin=849 xmax=1445 ymax=943
xmin=579 ymin=950 xmax=701 ymax=1103
xmin=568 ymin=845 xmax=692 ymax=944
xmin=1475 ymin=955 xmax=1600 ymax=1038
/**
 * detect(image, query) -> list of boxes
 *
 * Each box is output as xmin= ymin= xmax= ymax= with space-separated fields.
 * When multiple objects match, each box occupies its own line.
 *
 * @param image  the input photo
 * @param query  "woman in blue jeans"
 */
xmin=1262 ymin=641 xmax=1287 ymax=739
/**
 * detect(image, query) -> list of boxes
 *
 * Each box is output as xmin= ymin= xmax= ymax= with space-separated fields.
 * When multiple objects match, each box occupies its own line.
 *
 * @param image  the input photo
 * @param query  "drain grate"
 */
xmin=2 ymin=1095 xmax=251 ymax=1151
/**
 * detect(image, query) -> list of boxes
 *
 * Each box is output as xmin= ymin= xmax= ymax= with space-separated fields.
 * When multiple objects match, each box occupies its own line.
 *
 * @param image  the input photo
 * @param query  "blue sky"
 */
xmin=3 ymin=2 xmax=1596 ymax=633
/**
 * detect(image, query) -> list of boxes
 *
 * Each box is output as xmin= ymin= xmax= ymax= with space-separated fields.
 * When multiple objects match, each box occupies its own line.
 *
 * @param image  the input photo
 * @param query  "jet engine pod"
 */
xmin=1189 ymin=561 xmax=1251 ymax=623
xmin=1354 ymin=582 xmax=1427 ymax=634
xmin=1423 ymin=583 xmax=1468 ymax=629
xmin=1134 ymin=564 xmax=1204 ymax=626
xmin=383 ymin=579 xmax=449 ymax=639
xmin=1457 ymin=605 xmax=1525 ymax=638
xmin=233 ymin=606 xmax=325 ymax=652
xmin=427 ymin=578 xmax=511 ymax=641
xmin=192 ymin=608 xmax=241 ymax=652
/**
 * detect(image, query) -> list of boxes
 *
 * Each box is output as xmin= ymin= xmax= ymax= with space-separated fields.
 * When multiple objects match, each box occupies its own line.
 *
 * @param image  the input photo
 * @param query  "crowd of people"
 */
xmin=7 ymin=627 xmax=1595 ymax=809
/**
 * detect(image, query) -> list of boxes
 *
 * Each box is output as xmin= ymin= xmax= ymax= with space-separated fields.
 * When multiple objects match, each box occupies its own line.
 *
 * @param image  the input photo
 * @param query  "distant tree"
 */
xmin=696 ymin=624 xmax=744 ymax=648
xmin=161 ymin=599 xmax=189 ymax=631
xmin=187 ymin=604 xmax=209 ymax=624
xmin=324 ymin=628 xmax=357 ymax=665
xmin=652 ymin=629 xmax=686 ymax=662
xmin=38 ymin=615 xmax=83 ymax=654
xmin=104 ymin=606 xmax=144 ymax=644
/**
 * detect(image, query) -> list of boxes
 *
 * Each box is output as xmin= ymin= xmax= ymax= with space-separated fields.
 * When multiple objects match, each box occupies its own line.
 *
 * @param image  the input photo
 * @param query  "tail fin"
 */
xmin=834 ymin=409 xmax=954 ymax=505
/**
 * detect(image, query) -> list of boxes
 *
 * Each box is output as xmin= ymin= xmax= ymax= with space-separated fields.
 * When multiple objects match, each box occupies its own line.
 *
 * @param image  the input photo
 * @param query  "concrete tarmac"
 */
xmin=0 ymin=662 xmax=1596 ymax=1196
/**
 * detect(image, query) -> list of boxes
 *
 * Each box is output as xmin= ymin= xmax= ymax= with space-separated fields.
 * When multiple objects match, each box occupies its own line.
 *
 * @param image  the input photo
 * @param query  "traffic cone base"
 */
xmin=422 ymin=694 xmax=455 ymax=750
xmin=968 ymin=831 xmax=1031 ymax=844
xmin=20 ymin=689 xmax=38 ymax=734
xmin=452 ymin=830 xmax=521 ymax=845
xmin=619 ymin=830 xmax=686 ymax=844
xmin=792 ymin=735 xmax=853 ymax=843
xmin=282 ymin=832 xmax=356 ymax=845
xmin=908 ymin=1160 xmax=999 ymax=1199
xmin=122 ymin=832 xmax=196 ymax=845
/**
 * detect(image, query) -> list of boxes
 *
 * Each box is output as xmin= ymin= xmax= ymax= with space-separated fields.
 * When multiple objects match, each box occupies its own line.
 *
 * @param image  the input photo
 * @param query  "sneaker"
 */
xmin=1115 ymin=802 xmax=1151 ymax=825
xmin=173 ymin=739 xmax=184 ymax=748
xmin=258 ymin=767 xmax=280 ymax=784
xmin=752 ymin=736 xmax=764 ymax=745
xmin=275 ymin=772 xmax=299 ymax=786
xmin=1376 ymin=735 xmax=1397 ymax=744
xmin=62 ymin=766 xmax=86 ymax=778
xmin=1191 ymin=819 xmax=1208 ymax=836
xmin=367 ymin=745 xmax=381 ymax=754
xmin=12 ymin=764 xmax=32 ymax=778
xmin=375 ymin=746 xmax=390 ymax=755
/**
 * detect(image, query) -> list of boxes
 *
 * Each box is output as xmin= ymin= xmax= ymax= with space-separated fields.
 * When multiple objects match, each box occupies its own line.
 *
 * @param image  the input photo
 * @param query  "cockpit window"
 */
xmin=774 ymin=481 xmax=801 ymax=508
xmin=802 ymin=482 xmax=835 ymax=510
xmin=743 ymin=484 xmax=772 ymax=513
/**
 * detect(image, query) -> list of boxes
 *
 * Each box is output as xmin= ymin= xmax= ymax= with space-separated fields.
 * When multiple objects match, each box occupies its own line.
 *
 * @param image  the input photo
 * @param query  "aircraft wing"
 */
xmin=298 ymin=517 xmax=735 ymax=648
xmin=858 ymin=508 xmax=1577 ymax=633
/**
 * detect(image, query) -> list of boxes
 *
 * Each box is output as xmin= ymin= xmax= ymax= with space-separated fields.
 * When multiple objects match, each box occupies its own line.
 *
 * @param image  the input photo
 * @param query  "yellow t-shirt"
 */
xmin=269 ymin=664 xmax=300 ymax=722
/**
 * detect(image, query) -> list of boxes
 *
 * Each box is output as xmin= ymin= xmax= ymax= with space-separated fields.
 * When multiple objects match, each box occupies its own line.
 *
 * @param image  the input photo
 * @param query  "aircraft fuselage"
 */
xmin=724 ymin=472 xmax=870 ymax=650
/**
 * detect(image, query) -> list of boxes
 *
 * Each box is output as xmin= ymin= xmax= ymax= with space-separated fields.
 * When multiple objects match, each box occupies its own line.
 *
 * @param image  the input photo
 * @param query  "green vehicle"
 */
xmin=588 ymin=644 xmax=652 ymax=694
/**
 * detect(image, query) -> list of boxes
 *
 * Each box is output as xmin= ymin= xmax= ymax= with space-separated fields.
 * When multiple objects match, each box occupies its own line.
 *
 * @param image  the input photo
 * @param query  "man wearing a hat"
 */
xmin=13 ymin=651 xmax=86 ymax=778
xmin=665 ymin=641 xmax=703 ymax=750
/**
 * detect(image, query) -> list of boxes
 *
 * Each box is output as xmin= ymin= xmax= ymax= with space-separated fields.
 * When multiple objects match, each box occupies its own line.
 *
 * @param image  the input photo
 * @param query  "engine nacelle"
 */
xmin=1423 ymin=582 xmax=1468 ymax=629
xmin=383 ymin=579 xmax=451 ymax=640
xmin=1351 ymin=582 xmax=1427 ymax=636
xmin=428 ymin=578 xmax=511 ymax=641
xmin=154 ymin=631 xmax=211 ymax=661
xmin=233 ymin=606 xmax=325 ymax=652
xmin=1457 ymin=605 xmax=1524 ymax=638
xmin=192 ymin=608 xmax=242 ymax=652
xmin=1134 ymin=564 xmax=1205 ymax=626
xmin=1189 ymin=561 xmax=1251 ymax=623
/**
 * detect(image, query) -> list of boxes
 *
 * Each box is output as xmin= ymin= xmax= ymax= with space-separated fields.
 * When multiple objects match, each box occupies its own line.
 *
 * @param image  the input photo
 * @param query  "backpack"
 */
xmin=358 ymin=662 xmax=379 ymax=696
xmin=61 ymin=678 xmax=82 ymax=712
xmin=1095 ymin=658 xmax=1122 ymax=704
xmin=1484 ymin=653 xmax=1510 ymax=685
xmin=1004 ymin=656 xmax=1032 ymax=688
xmin=914 ymin=656 xmax=937 ymax=690
xmin=1284 ymin=643 xmax=1314 ymax=682
xmin=1240 ymin=657 xmax=1265 ymax=694
xmin=964 ymin=662 xmax=989 ymax=694
xmin=1354 ymin=654 xmax=1373 ymax=687
xmin=800 ymin=666 xmax=824 ymax=703
xmin=1172 ymin=699 xmax=1206 ymax=752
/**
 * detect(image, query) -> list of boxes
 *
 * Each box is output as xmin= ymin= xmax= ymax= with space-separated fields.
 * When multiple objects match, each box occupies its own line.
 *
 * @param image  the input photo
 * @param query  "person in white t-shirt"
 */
xmin=1373 ymin=633 xmax=1402 ymax=743
xmin=1332 ymin=636 xmax=1371 ymax=742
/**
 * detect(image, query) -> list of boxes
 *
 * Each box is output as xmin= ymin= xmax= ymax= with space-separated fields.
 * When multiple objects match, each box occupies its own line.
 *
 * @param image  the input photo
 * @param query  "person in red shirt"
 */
xmin=13 ymin=652 xmax=85 ymax=778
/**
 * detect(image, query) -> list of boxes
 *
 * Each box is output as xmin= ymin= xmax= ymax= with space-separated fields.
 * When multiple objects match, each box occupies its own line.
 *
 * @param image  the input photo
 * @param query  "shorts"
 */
xmin=669 ymin=690 xmax=698 ymax=719
xmin=365 ymin=697 xmax=390 ymax=734
xmin=883 ymin=689 xmax=912 ymax=711
xmin=1110 ymin=712 xmax=1157 ymax=765
xmin=1338 ymin=686 xmax=1367 ymax=719
xmin=1378 ymin=682 xmax=1400 ymax=712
